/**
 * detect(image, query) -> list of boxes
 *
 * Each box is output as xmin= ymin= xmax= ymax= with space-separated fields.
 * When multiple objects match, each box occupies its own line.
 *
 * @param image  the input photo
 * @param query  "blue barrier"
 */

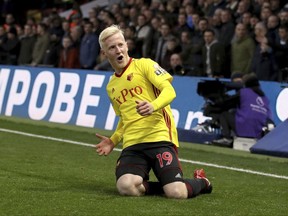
xmin=0 ymin=65 xmax=287 ymax=132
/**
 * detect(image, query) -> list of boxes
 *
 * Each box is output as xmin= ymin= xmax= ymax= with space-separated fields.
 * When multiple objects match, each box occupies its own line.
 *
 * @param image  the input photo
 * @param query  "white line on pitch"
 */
xmin=1 ymin=127 xmax=288 ymax=180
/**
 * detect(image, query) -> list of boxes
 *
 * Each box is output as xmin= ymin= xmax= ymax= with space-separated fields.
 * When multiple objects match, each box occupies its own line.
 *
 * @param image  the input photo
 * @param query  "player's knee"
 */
xmin=116 ymin=175 xmax=142 ymax=196
xmin=163 ymin=182 xmax=188 ymax=199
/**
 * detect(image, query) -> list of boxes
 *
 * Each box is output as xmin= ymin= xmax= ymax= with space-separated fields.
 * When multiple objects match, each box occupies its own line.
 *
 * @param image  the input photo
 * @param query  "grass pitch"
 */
xmin=0 ymin=116 xmax=287 ymax=216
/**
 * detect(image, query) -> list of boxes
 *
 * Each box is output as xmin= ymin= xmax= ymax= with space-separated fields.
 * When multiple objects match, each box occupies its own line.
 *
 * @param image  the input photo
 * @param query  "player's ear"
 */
xmin=101 ymin=49 xmax=106 ymax=57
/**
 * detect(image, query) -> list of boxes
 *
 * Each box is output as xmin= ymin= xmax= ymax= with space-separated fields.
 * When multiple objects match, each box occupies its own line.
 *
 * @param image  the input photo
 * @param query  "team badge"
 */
xmin=127 ymin=73 xmax=134 ymax=81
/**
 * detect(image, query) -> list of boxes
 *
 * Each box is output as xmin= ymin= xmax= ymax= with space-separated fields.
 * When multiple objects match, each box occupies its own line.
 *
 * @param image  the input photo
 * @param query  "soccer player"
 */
xmin=95 ymin=25 xmax=212 ymax=199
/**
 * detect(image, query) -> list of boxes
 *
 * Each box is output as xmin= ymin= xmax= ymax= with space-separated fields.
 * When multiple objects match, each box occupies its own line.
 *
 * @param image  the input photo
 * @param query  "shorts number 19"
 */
xmin=156 ymin=152 xmax=173 ymax=168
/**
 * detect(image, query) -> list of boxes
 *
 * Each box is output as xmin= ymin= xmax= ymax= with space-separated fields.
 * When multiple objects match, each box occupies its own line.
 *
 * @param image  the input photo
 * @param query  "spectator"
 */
xmin=155 ymin=23 xmax=175 ymax=68
xmin=102 ymin=10 xmax=117 ymax=27
xmin=225 ymin=0 xmax=239 ymax=14
xmin=15 ymin=25 xmax=24 ymax=39
xmin=70 ymin=25 xmax=83 ymax=49
xmin=234 ymin=0 xmax=250 ymax=23
xmin=161 ymin=36 xmax=182 ymax=71
xmin=128 ymin=6 xmax=139 ymax=26
xmin=168 ymin=53 xmax=195 ymax=76
xmin=250 ymin=14 xmax=260 ymax=31
xmin=0 ymin=27 xmax=20 ymax=65
xmin=26 ymin=17 xmax=37 ymax=28
xmin=251 ymin=22 xmax=278 ymax=81
xmin=149 ymin=16 xmax=162 ymax=59
xmin=58 ymin=35 xmax=80 ymax=69
xmin=202 ymin=29 xmax=226 ymax=77
xmin=241 ymin=11 xmax=254 ymax=35
xmin=0 ymin=25 xmax=7 ymax=48
xmin=142 ymin=8 xmax=154 ymax=24
xmin=61 ymin=18 xmax=70 ymax=37
xmin=218 ymin=8 xmax=235 ymax=77
xmin=206 ymin=0 xmax=227 ymax=17
xmin=270 ymin=0 xmax=281 ymax=14
xmin=89 ymin=17 xmax=102 ymax=36
xmin=190 ymin=17 xmax=210 ymax=73
xmin=212 ymin=73 xmax=272 ymax=147
xmin=184 ymin=3 xmax=198 ymax=31
xmin=210 ymin=8 xmax=222 ymax=38
xmin=179 ymin=30 xmax=195 ymax=71
xmin=124 ymin=25 xmax=136 ymax=40
xmin=231 ymin=23 xmax=255 ymax=75
xmin=42 ymin=33 xmax=62 ymax=67
xmin=135 ymin=13 xmax=153 ymax=57
xmin=126 ymin=38 xmax=141 ymax=58
xmin=273 ymin=24 xmax=288 ymax=81
xmin=3 ymin=13 xmax=16 ymax=31
xmin=173 ymin=13 xmax=193 ymax=37
xmin=87 ymin=7 xmax=100 ymax=20
xmin=196 ymin=0 xmax=213 ymax=17
xmin=49 ymin=16 xmax=64 ymax=39
xmin=267 ymin=14 xmax=280 ymax=43
xmin=31 ymin=23 xmax=50 ymax=66
xmin=260 ymin=6 xmax=272 ymax=25
xmin=79 ymin=21 xmax=100 ymax=69
xmin=67 ymin=1 xmax=82 ymax=29
xmin=278 ymin=9 xmax=288 ymax=25
xmin=219 ymin=8 xmax=235 ymax=46
xmin=17 ymin=24 xmax=36 ymax=65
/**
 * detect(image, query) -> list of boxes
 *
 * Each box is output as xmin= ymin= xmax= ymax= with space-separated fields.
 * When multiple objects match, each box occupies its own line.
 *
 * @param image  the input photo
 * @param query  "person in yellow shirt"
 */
xmin=95 ymin=25 xmax=212 ymax=199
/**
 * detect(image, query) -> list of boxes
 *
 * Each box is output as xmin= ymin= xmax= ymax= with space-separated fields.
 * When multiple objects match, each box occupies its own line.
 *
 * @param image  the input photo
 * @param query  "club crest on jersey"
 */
xmin=127 ymin=73 xmax=134 ymax=81
xmin=154 ymin=64 xmax=167 ymax=76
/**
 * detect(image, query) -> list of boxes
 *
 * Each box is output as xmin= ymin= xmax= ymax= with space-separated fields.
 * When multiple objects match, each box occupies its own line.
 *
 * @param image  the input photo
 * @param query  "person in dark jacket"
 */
xmin=79 ymin=21 xmax=100 ymax=69
xmin=17 ymin=24 xmax=36 ymax=65
xmin=0 ymin=27 xmax=20 ymax=65
xmin=202 ymin=29 xmax=226 ymax=77
xmin=42 ymin=33 xmax=62 ymax=67
xmin=251 ymin=22 xmax=278 ymax=81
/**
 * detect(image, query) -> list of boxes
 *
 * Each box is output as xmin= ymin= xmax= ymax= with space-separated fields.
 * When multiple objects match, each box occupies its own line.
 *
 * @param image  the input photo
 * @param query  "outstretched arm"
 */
xmin=95 ymin=118 xmax=124 ymax=156
xmin=95 ymin=133 xmax=115 ymax=156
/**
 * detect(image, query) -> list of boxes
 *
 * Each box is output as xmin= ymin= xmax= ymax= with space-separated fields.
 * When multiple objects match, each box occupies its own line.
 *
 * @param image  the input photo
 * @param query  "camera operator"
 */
xmin=212 ymin=73 xmax=273 ymax=147
xmin=198 ymin=72 xmax=244 ymax=131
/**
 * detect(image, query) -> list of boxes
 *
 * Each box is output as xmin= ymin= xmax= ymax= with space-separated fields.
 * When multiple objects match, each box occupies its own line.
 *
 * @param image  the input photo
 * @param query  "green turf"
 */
xmin=0 ymin=116 xmax=288 ymax=216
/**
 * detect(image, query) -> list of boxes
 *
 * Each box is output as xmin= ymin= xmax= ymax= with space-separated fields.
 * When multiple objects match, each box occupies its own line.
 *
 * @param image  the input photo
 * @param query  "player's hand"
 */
xmin=136 ymin=100 xmax=154 ymax=116
xmin=95 ymin=133 xmax=114 ymax=156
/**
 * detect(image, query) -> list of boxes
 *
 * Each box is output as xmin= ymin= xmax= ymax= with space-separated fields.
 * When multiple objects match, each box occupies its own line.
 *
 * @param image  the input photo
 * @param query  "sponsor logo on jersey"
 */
xmin=113 ymin=85 xmax=143 ymax=105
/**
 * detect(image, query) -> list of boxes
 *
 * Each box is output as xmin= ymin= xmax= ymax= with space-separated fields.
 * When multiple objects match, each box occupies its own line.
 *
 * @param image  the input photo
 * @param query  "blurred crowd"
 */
xmin=0 ymin=0 xmax=288 ymax=81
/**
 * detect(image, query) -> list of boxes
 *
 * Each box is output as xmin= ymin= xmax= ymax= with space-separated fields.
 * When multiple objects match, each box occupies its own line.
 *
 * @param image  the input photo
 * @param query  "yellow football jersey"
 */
xmin=107 ymin=58 xmax=179 ymax=149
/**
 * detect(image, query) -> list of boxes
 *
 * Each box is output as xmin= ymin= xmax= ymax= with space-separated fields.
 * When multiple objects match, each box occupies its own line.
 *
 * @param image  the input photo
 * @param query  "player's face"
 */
xmin=102 ymin=32 xmax=129 ymax=74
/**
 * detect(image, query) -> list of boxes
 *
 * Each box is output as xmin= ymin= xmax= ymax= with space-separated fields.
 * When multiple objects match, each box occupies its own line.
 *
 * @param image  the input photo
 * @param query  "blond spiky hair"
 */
xmin=98 ymin=24 xmax=124 ymax=49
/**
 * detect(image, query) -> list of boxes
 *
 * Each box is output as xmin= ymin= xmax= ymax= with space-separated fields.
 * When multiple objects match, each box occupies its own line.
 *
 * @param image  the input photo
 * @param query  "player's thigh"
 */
xmin=115 ymin=150 xmax=150 ymax=181
xmin=151 ymin=144 xmax=183 ymax=185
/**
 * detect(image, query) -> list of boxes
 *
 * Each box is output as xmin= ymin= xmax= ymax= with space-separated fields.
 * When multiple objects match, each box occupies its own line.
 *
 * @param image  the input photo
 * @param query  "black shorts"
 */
xmin=115 ymin=141 xmax=184 ymax=186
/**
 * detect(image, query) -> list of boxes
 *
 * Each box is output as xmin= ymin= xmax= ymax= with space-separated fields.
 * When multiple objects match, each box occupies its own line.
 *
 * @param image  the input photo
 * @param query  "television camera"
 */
xmin=197 ymin=79 xmax=242 ymax=117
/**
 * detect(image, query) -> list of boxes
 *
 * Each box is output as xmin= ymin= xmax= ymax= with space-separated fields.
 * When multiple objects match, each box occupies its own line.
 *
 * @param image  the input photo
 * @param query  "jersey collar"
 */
xmin=115 ymin=57 xmax=133 ymax=77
